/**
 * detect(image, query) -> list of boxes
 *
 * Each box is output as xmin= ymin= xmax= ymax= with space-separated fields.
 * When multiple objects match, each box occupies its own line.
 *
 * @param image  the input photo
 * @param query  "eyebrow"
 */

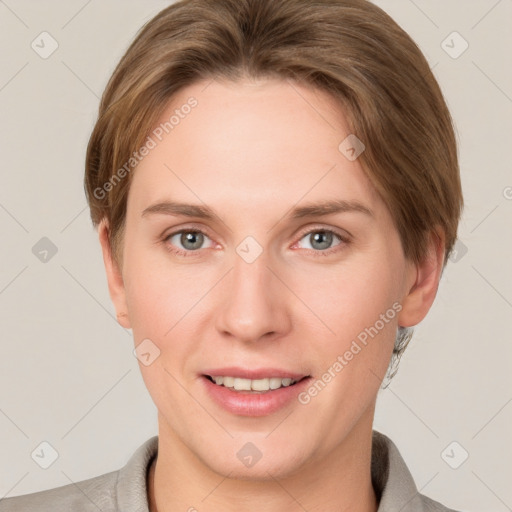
xmin=141 ymin=199 xmax=373 ymax=220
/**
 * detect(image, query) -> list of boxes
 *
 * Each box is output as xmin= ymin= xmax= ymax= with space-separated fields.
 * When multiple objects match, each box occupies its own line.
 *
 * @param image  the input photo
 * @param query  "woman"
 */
xmin=1 ymin=0 xmax=463 ymax=510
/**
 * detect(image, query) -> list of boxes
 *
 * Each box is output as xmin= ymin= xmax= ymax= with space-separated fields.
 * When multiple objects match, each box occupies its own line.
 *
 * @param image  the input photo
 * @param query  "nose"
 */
xmin=214 ymin=248 xmax=292 ymax=344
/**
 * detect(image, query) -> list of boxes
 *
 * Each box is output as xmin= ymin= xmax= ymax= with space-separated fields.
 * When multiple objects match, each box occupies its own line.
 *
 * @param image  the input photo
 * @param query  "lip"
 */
xmin=200 ymin=368 xmax=312 ymax=417
xmin=202 ymin=367 xmax=308 ymax=380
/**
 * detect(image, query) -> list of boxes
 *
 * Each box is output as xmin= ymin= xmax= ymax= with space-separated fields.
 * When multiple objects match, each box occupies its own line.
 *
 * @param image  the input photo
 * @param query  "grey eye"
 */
xmin=299 ymin=230 xmax=341 ymax=251
xmin=168 ymin=231 xmax=209 ymax=251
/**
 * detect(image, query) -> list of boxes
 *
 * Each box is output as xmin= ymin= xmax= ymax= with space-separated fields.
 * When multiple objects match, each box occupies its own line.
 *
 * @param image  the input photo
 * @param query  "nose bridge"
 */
xmin=215 ymin=244 xmax=290 ymax=342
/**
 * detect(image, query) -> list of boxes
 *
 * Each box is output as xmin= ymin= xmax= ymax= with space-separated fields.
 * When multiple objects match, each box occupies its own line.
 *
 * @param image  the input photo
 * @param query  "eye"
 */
xmin=164 ymin=229 xmax=215 ymax=255
xmin=163 ymin=227 xmax=348 ymax=257
xmin=296 ymin=229 xmax=345 ymax=253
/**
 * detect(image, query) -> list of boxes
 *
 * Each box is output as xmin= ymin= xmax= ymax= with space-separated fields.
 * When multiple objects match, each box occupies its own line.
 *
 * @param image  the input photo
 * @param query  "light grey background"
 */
xmin=0 ymin=1 xmax=511 ymax=510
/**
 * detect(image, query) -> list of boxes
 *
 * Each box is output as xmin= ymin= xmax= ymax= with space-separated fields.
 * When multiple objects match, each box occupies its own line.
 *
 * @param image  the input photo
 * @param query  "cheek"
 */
xmin=289 ymin=250 xmax=404 ymax=384
xmin=294 ymin=256 xmax=402 ymax=338
xmin=122 ymin=255 xmax=206 ymax=406
xmin=294 ymin=265 xmax=401 ymax=431
xmin=122 ymin=236 xmax=210 ymax=339
xmin=126 ymin=271 xmax=197 ymax=344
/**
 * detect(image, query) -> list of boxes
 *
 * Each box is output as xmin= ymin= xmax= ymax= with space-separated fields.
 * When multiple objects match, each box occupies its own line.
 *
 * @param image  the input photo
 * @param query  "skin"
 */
xmin=98 ymin=77 xmax=444 ymax=512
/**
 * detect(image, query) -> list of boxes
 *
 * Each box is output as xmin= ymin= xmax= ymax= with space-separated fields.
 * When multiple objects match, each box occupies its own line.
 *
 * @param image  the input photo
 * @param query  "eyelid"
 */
xmin=161 ymin=223 xmax=215 ymax=242
xmin=288 ymin=225 xmax=351 ymax=258
xmin=294 ymin=224 xmax=352 ymax=243
xmin=161 ymin=224 xmax=218 ymax=257
xmin=160 ymin=223 xmax=351 ymax=256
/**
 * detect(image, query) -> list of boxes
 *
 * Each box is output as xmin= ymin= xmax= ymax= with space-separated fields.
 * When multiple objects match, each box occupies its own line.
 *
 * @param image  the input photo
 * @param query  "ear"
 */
xmin=98 ymin=219 xmax=131 ymax=329
xmin=397 ymin=230 xmax=445 ymax=328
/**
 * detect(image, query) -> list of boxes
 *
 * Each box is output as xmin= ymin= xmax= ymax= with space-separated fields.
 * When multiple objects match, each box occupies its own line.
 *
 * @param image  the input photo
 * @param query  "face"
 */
xmin=101 ymin=77 xmax=439 ymax=479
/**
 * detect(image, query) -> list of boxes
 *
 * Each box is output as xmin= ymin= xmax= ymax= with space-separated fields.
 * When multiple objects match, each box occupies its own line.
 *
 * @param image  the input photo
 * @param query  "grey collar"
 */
xmin=115 ymin=430 xmax=427 ymax=512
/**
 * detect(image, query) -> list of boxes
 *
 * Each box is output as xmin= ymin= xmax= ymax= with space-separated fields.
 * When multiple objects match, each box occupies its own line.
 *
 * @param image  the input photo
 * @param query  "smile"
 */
xmin=201 ymin=371 xmax=312 ymax=416
xmin=206 ymin=375 xmax=300 ymax=392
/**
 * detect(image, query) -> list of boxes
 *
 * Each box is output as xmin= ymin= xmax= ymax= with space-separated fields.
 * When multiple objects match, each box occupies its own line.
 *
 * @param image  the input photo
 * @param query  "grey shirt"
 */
xmin=0 ymin=431 xmax=460 ymax=511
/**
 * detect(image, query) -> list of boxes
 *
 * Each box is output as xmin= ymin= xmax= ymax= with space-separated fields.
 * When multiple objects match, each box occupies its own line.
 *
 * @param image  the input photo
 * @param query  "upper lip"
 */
xmin=202 ymin=367 xmax=309 ymax=380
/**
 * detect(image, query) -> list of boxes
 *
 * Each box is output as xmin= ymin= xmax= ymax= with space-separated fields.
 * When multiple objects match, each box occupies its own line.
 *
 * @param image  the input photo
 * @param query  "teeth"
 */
xmin=222 ymin=376 xmax=234 ymax=388
xmin=210 ymin=375 xmax=298 ymax=391
xmin=269 ymin=377 xmax=282 ymax=389
xmin=234 ymin=378 xmax=252 ymax=391
xmin=252 ymin=378 xmax=271 ymax=391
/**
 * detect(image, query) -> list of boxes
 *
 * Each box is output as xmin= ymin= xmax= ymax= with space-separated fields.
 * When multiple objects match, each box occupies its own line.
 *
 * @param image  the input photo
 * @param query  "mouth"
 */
xmin=203 ymin=374 xmax=309 ymax=393
xmin=200 ymin=366 xmax=312 ymax=416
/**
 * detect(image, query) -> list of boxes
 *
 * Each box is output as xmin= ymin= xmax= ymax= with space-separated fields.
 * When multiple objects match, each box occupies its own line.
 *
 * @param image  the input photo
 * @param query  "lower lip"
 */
xmin=201 ymin=375 xmax=312 ymax=417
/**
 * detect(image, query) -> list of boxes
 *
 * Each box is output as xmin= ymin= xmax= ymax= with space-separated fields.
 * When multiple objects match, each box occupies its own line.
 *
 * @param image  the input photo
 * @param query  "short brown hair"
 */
xmin=85 ymin=0 xmax=463 ymax=369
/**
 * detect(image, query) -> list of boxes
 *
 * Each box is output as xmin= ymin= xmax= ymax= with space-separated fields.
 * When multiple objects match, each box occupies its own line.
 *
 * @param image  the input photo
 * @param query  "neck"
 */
xmin=148 ymin=410 xmax=378 ymax=512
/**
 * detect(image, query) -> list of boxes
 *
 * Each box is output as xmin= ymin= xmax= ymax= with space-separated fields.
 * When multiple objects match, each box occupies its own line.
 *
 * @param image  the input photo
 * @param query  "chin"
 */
xmin=208 ymin=454 xmax=306 ymax=481
xmin=195 ymin=435 xmax=313 ymax=481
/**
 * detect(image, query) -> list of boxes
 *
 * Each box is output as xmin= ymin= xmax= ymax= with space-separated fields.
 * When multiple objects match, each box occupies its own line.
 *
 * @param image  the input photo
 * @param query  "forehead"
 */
xmin=128 ymin=78 xmax=382 ymax=219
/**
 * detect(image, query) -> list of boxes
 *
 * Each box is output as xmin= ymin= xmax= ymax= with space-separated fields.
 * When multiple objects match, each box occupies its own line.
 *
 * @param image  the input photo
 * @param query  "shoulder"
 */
xmin=420 ymin=495 xmax=463 ymax=512
xmin=0 ymin=470 xmax=119 ymax=512
xmin=0 ymin=435 xmax=158 ymax=512
xmin=372 ymin=430 xmax=463 ymax=512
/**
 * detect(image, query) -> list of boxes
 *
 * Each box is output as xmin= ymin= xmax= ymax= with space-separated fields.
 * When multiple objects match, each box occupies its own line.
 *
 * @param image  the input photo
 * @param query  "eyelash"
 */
xmin=163 ymin=228 xmax=212 ymax=258
xmin=162 ymin=226 xmax=350 ymax=258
